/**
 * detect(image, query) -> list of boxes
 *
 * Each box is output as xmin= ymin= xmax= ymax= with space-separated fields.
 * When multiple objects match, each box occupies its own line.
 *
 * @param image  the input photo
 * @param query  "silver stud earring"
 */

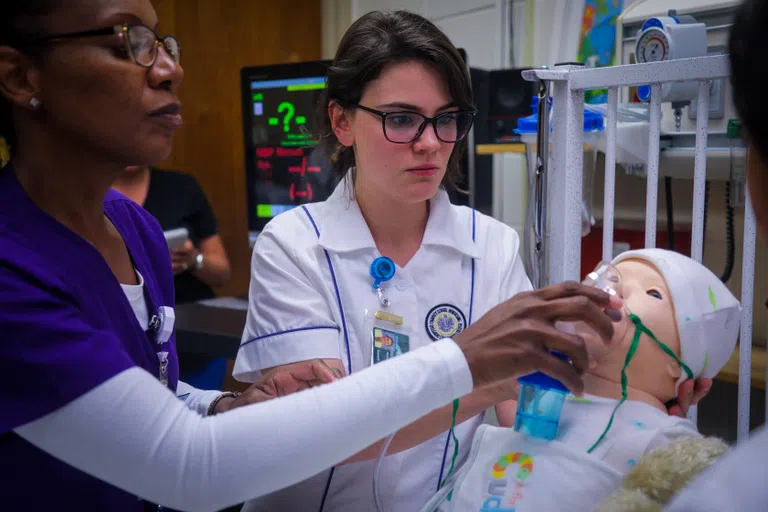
xmin=29 ymin=97 xmax=41 ymax=109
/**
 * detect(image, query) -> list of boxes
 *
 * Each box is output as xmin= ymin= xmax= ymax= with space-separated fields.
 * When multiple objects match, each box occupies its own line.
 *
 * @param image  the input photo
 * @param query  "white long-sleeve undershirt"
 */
xmin=15 ymin=338 xmax=473 ymax=512
xmin=175 ymin=379 xmax=223 ymax=416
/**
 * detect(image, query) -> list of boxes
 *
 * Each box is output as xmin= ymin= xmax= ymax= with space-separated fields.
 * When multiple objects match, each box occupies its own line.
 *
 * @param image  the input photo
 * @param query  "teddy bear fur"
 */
xmin=595 ymin=436 xmax=730 ymax=511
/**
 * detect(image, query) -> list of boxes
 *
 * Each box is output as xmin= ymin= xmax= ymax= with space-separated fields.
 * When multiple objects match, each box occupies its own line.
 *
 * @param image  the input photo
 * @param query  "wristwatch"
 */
xmin=207 ymin=391 xmax=241 ymax=416
xmin=194 ymin=251 xmax=204 ymax=271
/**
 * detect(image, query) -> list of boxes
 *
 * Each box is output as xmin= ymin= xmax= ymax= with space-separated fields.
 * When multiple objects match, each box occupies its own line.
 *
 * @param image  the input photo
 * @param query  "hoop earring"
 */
xmin=29 ymin=97 xmax=41 ymax=110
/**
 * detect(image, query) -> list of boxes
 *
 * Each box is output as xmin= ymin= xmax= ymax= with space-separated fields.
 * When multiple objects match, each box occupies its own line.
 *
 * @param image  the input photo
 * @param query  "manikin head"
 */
xmin=583 ymin=249 xmax=741 ymax=405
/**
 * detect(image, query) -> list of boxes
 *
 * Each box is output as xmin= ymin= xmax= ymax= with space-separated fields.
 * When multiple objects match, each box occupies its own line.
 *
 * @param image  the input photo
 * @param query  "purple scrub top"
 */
xmin=0 ymin=164 xmax=179 ymax=510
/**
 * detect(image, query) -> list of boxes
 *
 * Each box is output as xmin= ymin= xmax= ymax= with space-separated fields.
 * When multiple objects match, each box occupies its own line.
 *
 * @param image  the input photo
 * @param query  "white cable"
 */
xmin=373 ymin=432 xmax=396 ymax=512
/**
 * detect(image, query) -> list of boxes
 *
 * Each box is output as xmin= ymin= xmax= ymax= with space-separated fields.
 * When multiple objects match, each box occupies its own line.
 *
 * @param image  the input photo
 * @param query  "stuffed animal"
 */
xmin=596 ymin=435 xmax=730 ymax=511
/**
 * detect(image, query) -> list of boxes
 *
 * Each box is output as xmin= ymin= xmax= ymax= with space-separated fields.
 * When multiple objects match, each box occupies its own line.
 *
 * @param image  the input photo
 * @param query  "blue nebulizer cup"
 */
xmin=514 ymin=262 xmax=628 ymax=441
xmin=513 ymin=352 xmax=570 ymax=440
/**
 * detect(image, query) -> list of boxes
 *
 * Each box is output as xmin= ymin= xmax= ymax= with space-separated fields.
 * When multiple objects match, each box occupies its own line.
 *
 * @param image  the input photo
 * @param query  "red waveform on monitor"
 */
xmin=288 ymin=157 xmax=322 ymax=177
xmin=277 ymin=147 xmax=304 ymax=158
xmin=256 ymin=147 xmax=275 ymax=158
xmin=289 ymin=183 xmax=314 ymax=202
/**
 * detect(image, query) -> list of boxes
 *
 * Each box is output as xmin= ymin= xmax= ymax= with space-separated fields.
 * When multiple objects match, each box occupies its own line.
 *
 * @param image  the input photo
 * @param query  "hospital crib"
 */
xmin=520 ymin=54 xmax=760 ymax=442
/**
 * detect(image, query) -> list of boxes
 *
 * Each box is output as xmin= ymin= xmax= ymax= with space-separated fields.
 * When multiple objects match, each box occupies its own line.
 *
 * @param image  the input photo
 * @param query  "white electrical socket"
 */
xmin=612 ymin=242 xmax=631 ymax=259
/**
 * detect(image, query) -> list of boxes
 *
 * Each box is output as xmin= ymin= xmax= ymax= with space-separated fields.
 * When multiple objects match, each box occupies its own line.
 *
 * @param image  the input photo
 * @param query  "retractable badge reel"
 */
xmin=148 ymin=306 xmax=175 ymax=388
xmin=514 ymin=262 xmax=627 ymax=440
xmin=367 ymin=257 xmax=410 ymax=365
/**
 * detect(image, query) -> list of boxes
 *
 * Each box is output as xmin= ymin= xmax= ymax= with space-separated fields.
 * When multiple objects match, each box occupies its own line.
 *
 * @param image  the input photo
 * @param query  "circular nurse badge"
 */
xmin=425 ymin=304 xmax=467 ymax=341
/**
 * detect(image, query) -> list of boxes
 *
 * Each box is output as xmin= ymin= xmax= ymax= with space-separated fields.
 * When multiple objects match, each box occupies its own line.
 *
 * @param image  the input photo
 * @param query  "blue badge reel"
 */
xmin=367 ymin=257 xmax=410 ymax=364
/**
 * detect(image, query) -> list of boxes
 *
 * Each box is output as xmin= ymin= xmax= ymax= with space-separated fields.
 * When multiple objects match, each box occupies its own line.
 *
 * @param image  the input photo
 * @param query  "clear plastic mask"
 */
xmin=557 ymin=261 xmax=631 ymax=362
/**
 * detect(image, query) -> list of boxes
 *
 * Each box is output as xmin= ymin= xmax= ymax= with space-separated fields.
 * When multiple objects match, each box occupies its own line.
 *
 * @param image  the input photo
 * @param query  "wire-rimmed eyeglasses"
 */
xmin=20 ymin=23 xmax=181 ymax=68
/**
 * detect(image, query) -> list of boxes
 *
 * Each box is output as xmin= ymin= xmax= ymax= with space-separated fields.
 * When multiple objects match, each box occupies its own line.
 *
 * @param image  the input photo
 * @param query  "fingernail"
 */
xmin=606 ymin=309 xmax=623 ymax=322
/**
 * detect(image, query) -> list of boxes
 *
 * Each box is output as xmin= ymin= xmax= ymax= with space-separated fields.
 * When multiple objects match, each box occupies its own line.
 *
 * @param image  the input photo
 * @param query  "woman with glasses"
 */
xmin=0 ymin=2 xmax=673 ymax=511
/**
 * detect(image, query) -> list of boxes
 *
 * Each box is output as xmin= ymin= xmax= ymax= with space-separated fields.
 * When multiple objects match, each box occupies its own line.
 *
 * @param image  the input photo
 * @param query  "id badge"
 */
xmin=365 ymin=306 xmax=409 ymax=365
xmin=372 ymin=327 xmax=410 ymax=364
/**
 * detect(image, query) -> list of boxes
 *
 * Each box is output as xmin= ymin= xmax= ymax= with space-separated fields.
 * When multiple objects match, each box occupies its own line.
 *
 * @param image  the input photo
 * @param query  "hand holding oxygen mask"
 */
xmin=454 ymin=280 xmax=622 ymax=396
xmin=558 ymin=262 xmax=629 ymax=367
xmin=514 ymin=262 xmax=628 ymax=440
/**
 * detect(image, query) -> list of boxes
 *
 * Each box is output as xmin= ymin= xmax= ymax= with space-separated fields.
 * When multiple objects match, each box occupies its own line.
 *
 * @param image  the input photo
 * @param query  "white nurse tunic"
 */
xmin=234 ymin=181 xmax=532 ymax=511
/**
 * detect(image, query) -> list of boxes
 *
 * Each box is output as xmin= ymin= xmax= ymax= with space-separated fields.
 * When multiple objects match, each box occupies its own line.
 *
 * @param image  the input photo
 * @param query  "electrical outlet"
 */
xmin=613 ymin=242 xmax=631 ymax=258
xmin=689 ymin=46 xmax=726 ymax=121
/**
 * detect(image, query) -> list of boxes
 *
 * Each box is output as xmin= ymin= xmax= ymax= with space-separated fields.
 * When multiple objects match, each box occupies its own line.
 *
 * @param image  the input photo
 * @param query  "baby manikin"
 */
xmin=422 ymin=248 xmax=741 ymax=512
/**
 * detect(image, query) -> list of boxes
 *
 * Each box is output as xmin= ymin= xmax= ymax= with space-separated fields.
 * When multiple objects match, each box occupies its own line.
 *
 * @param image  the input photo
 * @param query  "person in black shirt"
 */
xmin=114 ymin=165 xmax=231 ymax=302
xmin=114 ymin=165 xmax=232 ymax=389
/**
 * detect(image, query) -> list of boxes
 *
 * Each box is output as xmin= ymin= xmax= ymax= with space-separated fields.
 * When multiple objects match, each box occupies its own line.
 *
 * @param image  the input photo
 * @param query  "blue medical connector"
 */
xmin=514 ymin=352 xmax=570 ymax=440
xmin=515 ymin=95 xmax=605 ymax=134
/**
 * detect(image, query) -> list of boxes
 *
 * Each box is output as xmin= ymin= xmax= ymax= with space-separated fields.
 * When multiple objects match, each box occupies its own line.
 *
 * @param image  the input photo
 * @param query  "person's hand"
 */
xmin=214 ymin=359 xmax=343 ymax=413
xmin=171 ymin=240 xmax=199 ymax=275
xmin=454 ymin=282 xmax=622 ymax=395
xmin=668 ymin=378 xmax=713 ymax=417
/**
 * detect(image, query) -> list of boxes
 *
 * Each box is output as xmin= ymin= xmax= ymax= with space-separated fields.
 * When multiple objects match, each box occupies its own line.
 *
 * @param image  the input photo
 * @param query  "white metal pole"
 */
xmin=548 ymin=79 xmax=569 ymax=286
xmin=738 ymin=186 xmax=757 ymax=443
xmin=687 ymin=80 xmax=712 ymax=426
xmin=563 ymin=88 xmax=585 ymax=282
xmin=602 ymin=87 xmax=618 ymax=262
xmin=690 ymin=80 xmax=712 ymax=263
xmin=645 ymin=83 xmax=662 ymax=248
xmin=547 ymin=66 xmax=584 ymax=284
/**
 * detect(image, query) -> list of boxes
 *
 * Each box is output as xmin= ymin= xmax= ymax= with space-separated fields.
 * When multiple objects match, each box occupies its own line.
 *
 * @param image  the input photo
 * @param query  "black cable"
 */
xmin=665 ymin=176 xmax=675 ymax=250
xmin=721 ymin=181 xmax=736 ymax=283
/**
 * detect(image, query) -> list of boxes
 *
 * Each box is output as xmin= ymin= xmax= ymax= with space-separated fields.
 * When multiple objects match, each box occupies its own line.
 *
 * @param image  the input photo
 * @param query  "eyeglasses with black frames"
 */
xmin=355 ymin=104 xmax=476 ymax=144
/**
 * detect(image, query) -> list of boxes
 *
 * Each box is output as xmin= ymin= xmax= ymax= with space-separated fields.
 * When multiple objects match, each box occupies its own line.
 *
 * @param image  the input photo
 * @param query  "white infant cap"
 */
xmin=612 ymin=248 xmax=741 ymax=393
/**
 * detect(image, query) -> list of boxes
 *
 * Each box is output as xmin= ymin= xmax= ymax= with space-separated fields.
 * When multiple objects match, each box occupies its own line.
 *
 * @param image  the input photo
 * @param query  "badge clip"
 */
xmin=149 ymin=306 xmax=175 ymax=345
xmin=370 ymin=257 xmax=395 ymax=308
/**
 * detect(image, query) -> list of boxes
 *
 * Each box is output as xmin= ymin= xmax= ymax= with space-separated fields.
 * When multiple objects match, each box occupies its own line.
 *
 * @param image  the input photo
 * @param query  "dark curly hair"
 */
xmin=730 ymin=0 xmax=767 ymax=162
xmin=0 ymin=1 xmax=62 ymax=156
xmin=314 ymin=10 xmax=474 ymax=192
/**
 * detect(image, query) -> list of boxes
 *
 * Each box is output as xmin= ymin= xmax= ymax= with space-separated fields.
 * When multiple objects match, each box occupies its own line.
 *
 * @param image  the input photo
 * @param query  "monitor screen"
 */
xmin=241 ymin=60 xmax=338 ymax=236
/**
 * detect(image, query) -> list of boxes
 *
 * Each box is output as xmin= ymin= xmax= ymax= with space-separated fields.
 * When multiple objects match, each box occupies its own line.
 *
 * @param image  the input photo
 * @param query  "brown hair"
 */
xmin=314 ymin=10 xmax=474 ymax=191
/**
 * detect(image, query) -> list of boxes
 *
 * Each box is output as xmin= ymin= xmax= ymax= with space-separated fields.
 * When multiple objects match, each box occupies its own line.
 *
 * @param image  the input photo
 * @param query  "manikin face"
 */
xmin=585 ymin=259 xmax=684 ymax=400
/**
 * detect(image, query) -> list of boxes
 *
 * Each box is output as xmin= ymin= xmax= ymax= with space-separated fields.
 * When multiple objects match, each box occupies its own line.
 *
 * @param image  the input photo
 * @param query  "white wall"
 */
xmin=349 ymin=0 xmax=508 ymax=70
xmin=510 ymin=0 xmax=585 ymax=68
xmin=622 ymin=0 xmax=741 ymax=24
xmin=322 ymin=0 xmax=353 ymax=60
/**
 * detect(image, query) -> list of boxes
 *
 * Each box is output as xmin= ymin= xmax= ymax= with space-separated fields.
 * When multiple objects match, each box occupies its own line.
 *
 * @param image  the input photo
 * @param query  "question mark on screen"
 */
xmin=278 ymin=102 xmax=295 ymax=133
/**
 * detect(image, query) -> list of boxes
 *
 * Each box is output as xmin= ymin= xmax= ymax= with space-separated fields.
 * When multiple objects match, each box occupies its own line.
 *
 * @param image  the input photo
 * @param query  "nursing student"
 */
xmin=234 ymin=10 xmax=709 ymax=512
xmin=0 ymin=1 xmax=633 ymax=511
